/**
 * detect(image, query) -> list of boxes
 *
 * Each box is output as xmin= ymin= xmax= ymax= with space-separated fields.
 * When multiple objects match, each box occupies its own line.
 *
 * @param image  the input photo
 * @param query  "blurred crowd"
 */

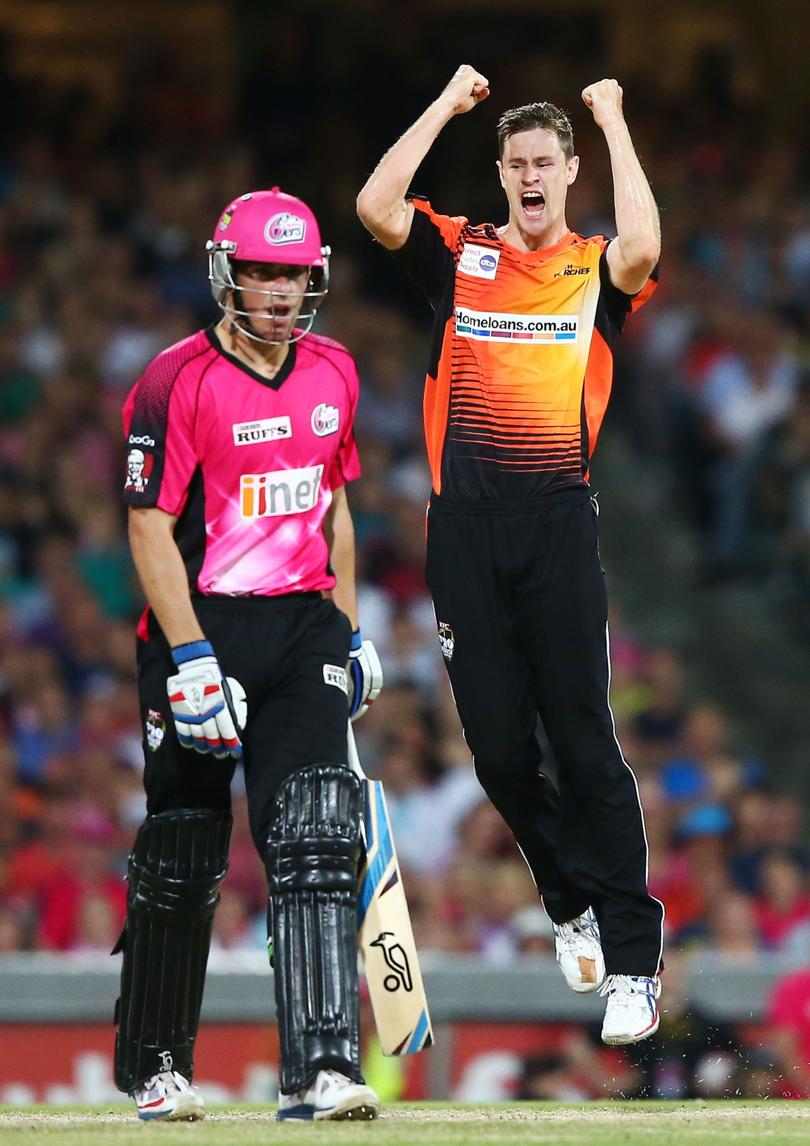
xmin=0 ymin=13 xmax=808 ymax=1101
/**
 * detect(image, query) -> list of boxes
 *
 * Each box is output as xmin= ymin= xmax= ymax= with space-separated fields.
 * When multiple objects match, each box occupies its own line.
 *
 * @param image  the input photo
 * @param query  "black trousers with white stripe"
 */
xmin=426 ymin=487 xmax=664 ymax=976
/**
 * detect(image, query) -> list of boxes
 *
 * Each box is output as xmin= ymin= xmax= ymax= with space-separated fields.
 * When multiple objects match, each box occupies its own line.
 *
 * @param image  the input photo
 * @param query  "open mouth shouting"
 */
xmin=521 ymin=190 xmax=545 ymax=220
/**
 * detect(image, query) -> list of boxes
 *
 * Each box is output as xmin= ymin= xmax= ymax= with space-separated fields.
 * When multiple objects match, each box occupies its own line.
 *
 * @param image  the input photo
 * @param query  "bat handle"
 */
xmin=346 ymin=723 xmax=367 ymax=780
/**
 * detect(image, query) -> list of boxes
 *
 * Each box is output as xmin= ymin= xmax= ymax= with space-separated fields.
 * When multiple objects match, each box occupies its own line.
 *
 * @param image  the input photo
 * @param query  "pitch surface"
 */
xmin=0 ymin=1101 xmax=808 ymax=1144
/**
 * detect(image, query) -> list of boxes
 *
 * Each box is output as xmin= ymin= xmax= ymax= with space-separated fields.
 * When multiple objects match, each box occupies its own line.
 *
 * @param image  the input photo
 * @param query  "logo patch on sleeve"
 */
xmin=125 ymin=448 xmax=155 ymax=493
xmin=323 ymin=664 xmax=348 ymax=693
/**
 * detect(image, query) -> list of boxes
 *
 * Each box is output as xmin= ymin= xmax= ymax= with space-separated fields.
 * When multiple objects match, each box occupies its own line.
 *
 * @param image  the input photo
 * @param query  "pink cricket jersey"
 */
xmin=122 ymin=327 xmax=361 ymax=597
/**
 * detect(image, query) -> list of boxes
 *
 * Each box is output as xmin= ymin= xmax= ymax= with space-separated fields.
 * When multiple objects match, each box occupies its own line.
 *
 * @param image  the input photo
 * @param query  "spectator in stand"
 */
xmin=755 ymin=375 xmax=810 ymax=625
xmin=37 ymin=813 xmax=126 ymax=951
xmin=511 ymin=904 xmax=555 ymax=957
xmin=10 ymin=673 xmax=77 ymax=786
xmin=754 ymin=850 xmax=810 ymax=952
xmin=661 ymin=806 xmax=734 ymax=945
xmin=4 ymin=793 xmax=75 ymax=925
xmin=729 ymin=788 xmax=779 ymax=894
xmin=697 ymin=312 xmax=798 ymax=580
xmin=701 ymin=891 xmax=763 ymax=960
xmin=659 ymin=703 xmax=763 ymax=813
xmin=473 ymin=860 xmax=538 ymax=964
xmin=633 ymin=648 xmax=688 ymax=762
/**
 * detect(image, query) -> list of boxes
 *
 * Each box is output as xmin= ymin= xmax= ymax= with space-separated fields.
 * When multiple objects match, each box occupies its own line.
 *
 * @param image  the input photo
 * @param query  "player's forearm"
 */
xmin=356 ymin=100 xmax=454 ymax=244
xmin=603 ymin=118 xmax=660 ymax=268
xmin=324 ymin=492 xmax=358 ymax=628
xmin=129 ymin=507 xmax=205 ymax=647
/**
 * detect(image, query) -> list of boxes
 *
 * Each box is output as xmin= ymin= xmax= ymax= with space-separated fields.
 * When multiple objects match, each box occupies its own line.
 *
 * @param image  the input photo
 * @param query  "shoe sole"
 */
xmin=321 ymin=1101 xmax=379 ymax=1121
xmin=137 ymin=1097 xmax=205 ymax=1122
xmin=278 ymin=1102 xmax=379 ymax=1122
xmin=278 ymin=1090 xmax=380 ymax=1122
xmin=601 ymin=1010 xmax=660 ymax=1046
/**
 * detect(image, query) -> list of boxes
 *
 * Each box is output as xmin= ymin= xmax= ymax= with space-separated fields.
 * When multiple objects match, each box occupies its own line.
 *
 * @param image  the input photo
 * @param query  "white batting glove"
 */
xmin=167 ymin=641 xmax=245 ymax=760
xmin=347 ymin=631 xmax=383 ymax=721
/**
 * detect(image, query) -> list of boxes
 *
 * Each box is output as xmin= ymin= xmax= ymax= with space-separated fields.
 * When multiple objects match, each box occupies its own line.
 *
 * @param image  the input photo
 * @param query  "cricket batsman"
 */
xmin=114 ymin=188 xmax=383 ymax=1121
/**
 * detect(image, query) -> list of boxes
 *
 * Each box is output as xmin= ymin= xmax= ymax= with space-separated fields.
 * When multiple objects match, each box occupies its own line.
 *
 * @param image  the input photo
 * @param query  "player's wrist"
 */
xmin=598 ymin=115 xmax=629 ymax=137
xmin=429 ymin=95 xmax=461 ymax=125
xmin=350 ymin=629 xmax=362 ymax=655
xmin=171 ymin=639 xmax=215 ymax=668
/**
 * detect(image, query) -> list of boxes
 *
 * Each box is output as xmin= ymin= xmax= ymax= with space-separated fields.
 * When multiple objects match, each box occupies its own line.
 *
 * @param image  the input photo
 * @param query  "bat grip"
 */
xmin=346 ymin=723 xmax=367 ymax=780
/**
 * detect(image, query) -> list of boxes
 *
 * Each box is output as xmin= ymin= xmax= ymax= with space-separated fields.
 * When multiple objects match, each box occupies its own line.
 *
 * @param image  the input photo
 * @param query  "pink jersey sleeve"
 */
xmin=122 ymin=333 xmax=212 ymax=514
xmin=327 ymin=352 xmax=361 ymax=490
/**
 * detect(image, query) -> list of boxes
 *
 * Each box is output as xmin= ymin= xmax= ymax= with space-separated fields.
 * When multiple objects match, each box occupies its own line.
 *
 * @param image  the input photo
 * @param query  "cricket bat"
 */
xmin=348 ymin=725 xmax=434 ymax=1056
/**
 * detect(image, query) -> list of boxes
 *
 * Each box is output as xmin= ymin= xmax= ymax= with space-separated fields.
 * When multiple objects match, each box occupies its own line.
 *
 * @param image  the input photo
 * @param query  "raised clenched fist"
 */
xmin=581 ymin=79 xmax=624 ymax=129
xmin=438 ymin=64 xmax=490 ymax=117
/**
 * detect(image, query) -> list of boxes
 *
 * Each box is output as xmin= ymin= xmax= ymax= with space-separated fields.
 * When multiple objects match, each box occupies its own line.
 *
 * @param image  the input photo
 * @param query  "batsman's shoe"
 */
xmin=599 ymin=974 xmax=662 ymax=1045
xmin=552 ymin=907 xmax=605 ymax=993
xmin=132 ymin=1070 xmax=204 ymax=1121
xmin=277 ymin=1069 xmax=380 ymax=1122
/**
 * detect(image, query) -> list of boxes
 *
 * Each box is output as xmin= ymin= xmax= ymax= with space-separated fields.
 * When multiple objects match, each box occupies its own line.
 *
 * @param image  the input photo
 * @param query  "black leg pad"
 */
xmin=265 ymin=765 xmax=363 ymax=1094
xmin=113 ymin=809 xmax=232 ymax=1093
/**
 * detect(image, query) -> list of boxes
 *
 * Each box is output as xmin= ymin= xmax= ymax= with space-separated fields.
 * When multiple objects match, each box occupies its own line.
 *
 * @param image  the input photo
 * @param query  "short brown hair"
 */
xmin=497 ymin=102 xmax=574 ymax=160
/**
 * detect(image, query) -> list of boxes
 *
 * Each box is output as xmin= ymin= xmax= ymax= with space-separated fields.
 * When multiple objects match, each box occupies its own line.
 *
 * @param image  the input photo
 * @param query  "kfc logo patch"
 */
xmin=437 ymin=621 xmax=455 ymax=661
xmin=264 ymin=212 xmax=306 ymax=246
xmin=125 ymin=447 xmax=155 ymax=493
xmin=145 ymin=709 xmax=166 ymax=752
xmin=311 ymin=403 xmax=339 ymax=437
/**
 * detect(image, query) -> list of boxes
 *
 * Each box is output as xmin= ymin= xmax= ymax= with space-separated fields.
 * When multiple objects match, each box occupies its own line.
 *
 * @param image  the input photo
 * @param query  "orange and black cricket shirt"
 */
xmin=393 ymin=197 xmax=657 ymax=501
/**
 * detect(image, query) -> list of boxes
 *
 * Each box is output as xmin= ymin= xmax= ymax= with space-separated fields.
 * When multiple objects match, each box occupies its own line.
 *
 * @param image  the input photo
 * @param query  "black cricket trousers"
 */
xmin=426 ymin=487 xmax=664 ymax=976
xmin=137 ymin=593 xmax=353 ymax=855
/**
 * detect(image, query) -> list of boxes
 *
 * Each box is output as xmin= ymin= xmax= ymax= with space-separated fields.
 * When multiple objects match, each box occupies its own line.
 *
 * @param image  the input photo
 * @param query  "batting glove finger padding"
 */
xmin=167 ymin=642 xmax=245 ymax=760
xmin=348 ymin=632 xmax=383 ymax=721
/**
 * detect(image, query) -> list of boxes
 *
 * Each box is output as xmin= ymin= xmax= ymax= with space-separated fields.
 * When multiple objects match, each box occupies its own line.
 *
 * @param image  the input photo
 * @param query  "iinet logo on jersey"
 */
xmin=240 ymin=465 xmax=323 ymax=519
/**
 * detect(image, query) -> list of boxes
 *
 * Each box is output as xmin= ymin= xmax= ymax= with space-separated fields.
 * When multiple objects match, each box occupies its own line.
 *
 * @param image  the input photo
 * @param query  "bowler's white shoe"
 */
xmin=133 ymin=1070 xmax=204 ymax=1121
xmin=552 ymin=907 xmax=606 ymax=993
xmin=277 ymin=1069 xmax=380 ymax=1121
xmin=599 ymin=974 xmax=662 ymax=1045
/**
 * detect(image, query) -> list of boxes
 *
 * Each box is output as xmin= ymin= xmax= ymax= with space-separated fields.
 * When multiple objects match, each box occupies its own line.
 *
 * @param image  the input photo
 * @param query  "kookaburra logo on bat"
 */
xmin=370 ymin=931 xmax=413 ymax=993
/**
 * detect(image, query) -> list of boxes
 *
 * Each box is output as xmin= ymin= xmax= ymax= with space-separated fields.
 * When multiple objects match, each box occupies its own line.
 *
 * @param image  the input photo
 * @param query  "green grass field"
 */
xmin=1 ymin=1102 xmax=809 ymax=1145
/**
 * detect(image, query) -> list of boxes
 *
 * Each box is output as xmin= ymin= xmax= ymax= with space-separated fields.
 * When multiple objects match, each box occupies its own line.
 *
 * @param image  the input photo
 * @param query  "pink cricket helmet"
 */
xmin=206 ymin=187 xmax=330 ymax=344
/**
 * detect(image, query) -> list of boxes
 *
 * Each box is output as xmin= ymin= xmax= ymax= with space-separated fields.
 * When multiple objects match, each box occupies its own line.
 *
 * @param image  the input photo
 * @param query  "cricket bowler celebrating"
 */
xmin=115 ymin=188 xmax=383 ymax=1121
xmin=357 ymin=66 xmax=665 ymax=1044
